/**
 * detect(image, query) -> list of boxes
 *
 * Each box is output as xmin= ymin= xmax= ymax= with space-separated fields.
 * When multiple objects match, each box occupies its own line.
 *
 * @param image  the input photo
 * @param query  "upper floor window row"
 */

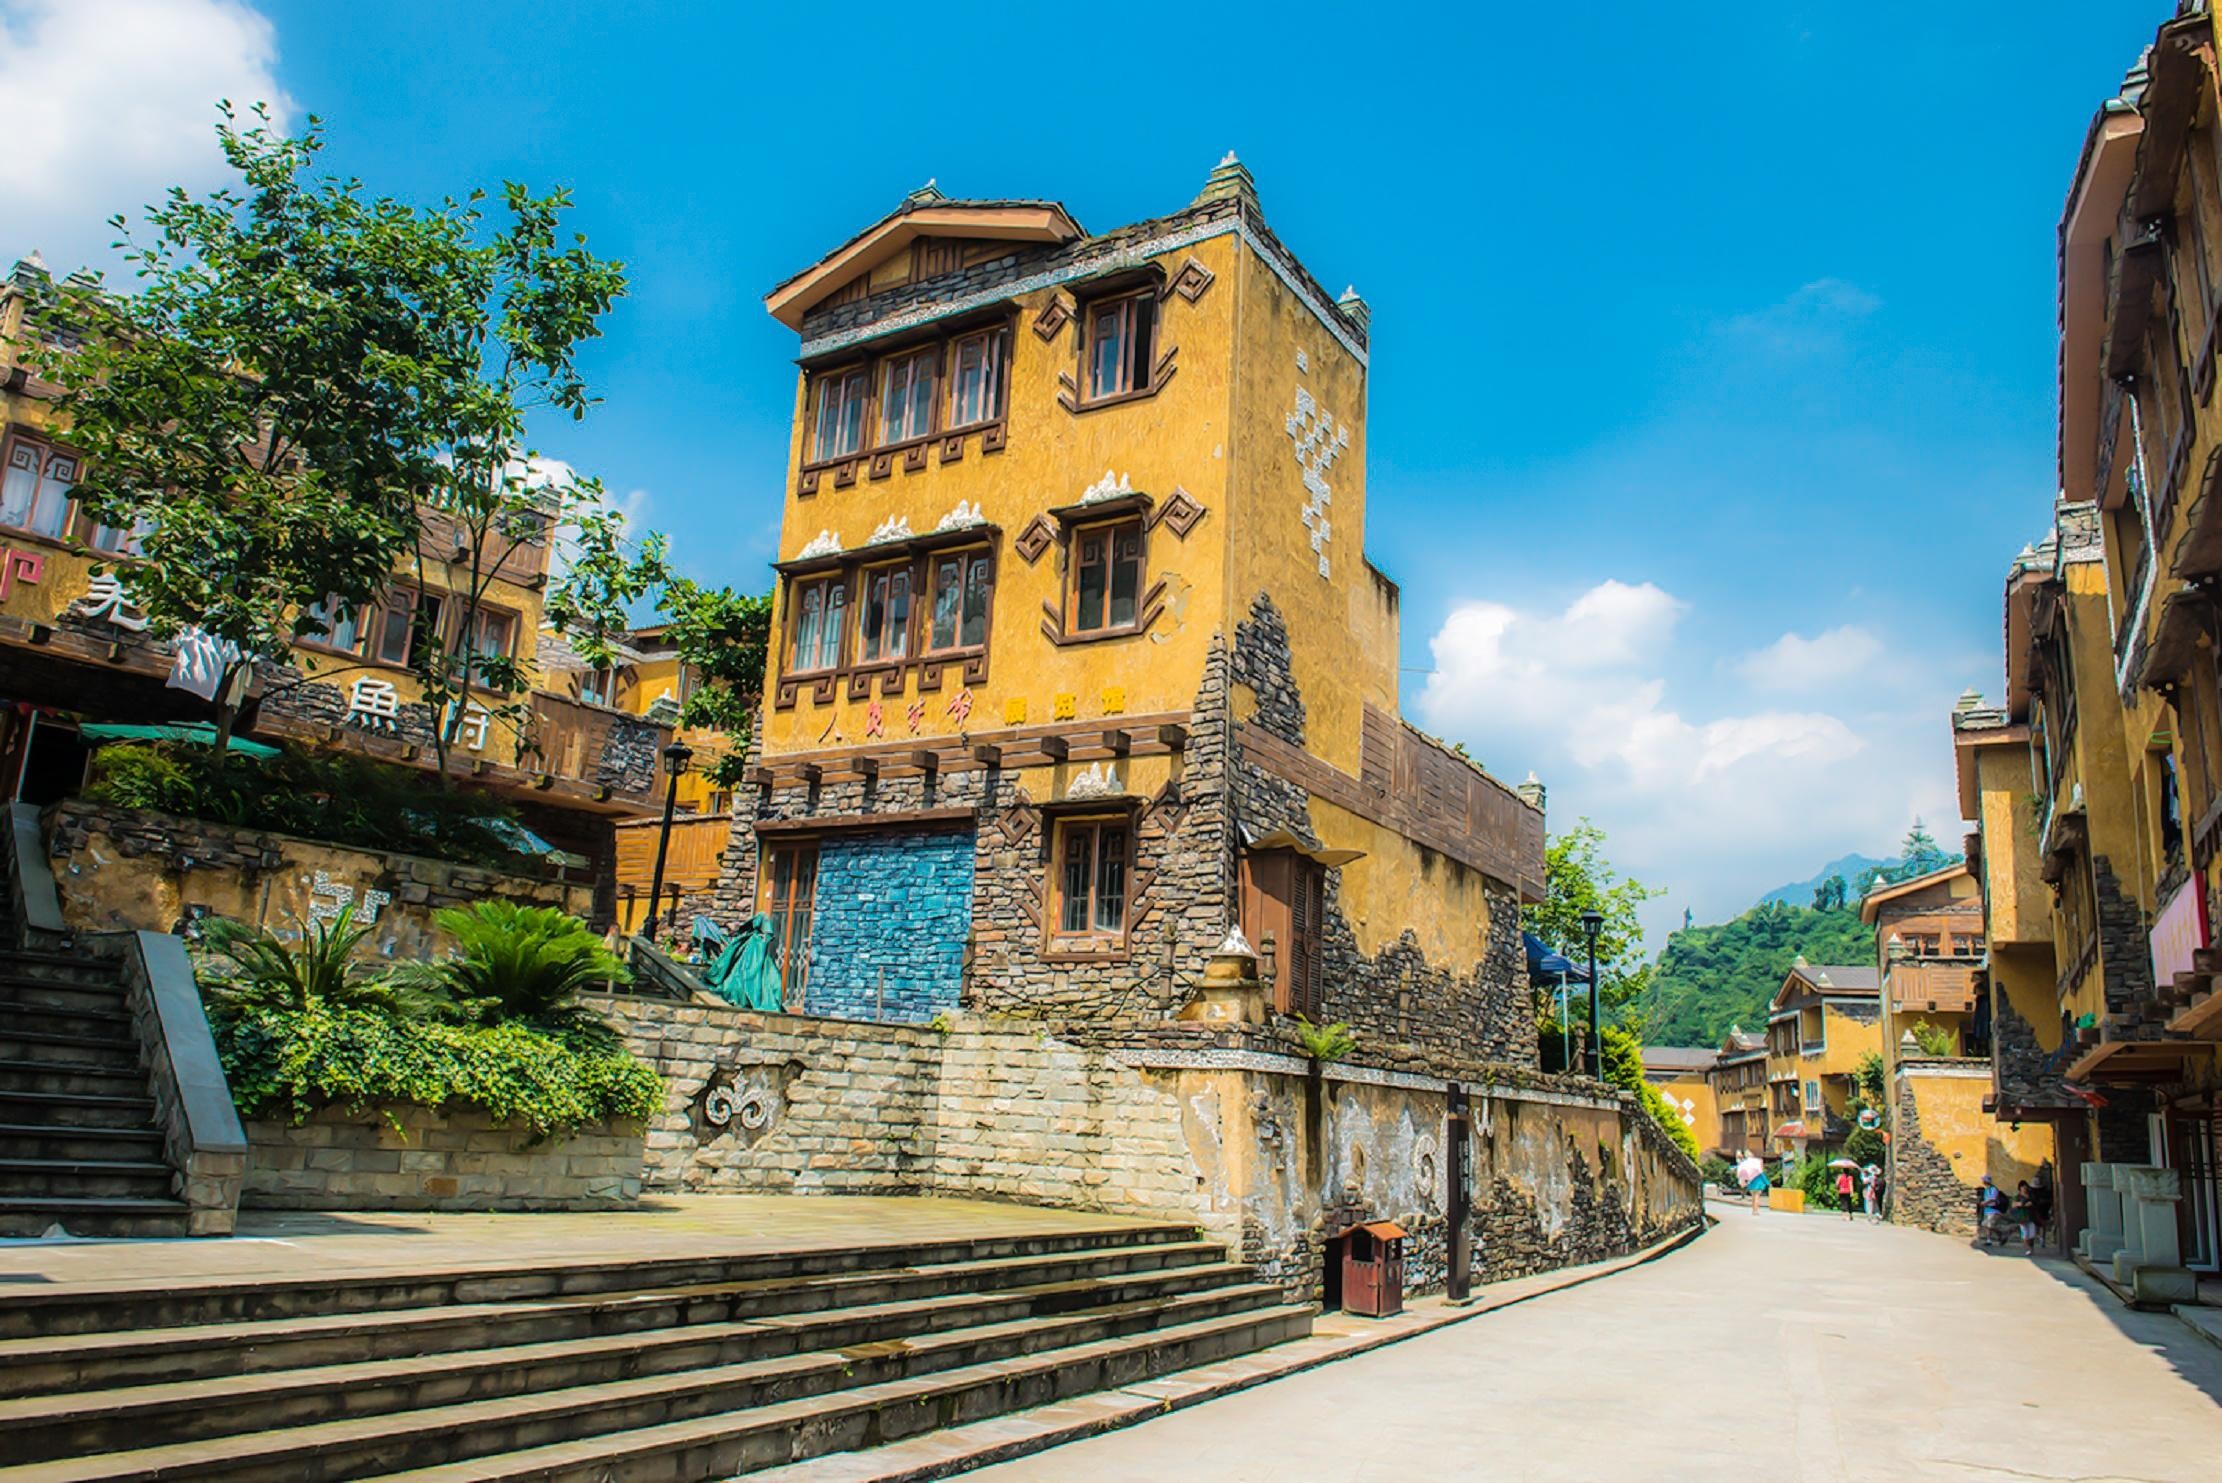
xmin=787 ymin=545 xmax=993 ymax=677
xmin=303 ymin=587 xmax=517 ymax=671
xmin=0 ymin=433 xmax=146 ymax=555
xmin=809 ymin=324 xmax=1010 ymax=465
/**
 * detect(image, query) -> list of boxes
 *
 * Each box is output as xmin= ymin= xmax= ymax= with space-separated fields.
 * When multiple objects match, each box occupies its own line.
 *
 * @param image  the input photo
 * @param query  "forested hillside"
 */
xmin=1638 ymin=902 xmax=1877 ymax=1047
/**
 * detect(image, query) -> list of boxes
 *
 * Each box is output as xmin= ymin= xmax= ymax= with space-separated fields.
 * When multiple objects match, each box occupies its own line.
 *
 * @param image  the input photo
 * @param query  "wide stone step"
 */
xmin=374 ymin=1304 xmax=1316 ymax=1483
xmin=0 ymin=1061 xmax=148 ymax=1099
xmin=0 ymin=1225 xmax=1212 ymax=1340
xmin=0 ymin=1278 xmax=1281 ymax=1462
xmin=1 ymin=1301 xmax=1312 ymax=1482
xmin=0 ymin=956 xmax=122 ymax=988
xmin=0 ymin=1004 xmax=136 ymax=1043
xmin=0 ymin=1242 xmax=1238 ymax=1393
xmin=0 ymin=1091 xmax=159 ymax=1136
xmin=0 ymin=1158 xmax=173 ymax=1203
xmin=0 ymin=1197 xmax=190 ymax=1241
xmin=0 ymin=981 xmax=130 ymax=1015
xmin=0 ymin=1125 xmax=165 ymax=1167
xmin=0 ymin=1030 xmax=140 ymax=1070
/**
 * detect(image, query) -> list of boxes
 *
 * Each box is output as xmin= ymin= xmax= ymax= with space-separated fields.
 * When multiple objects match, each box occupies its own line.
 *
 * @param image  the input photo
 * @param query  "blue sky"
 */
xmin=0 ymin=0 xmax=2168 ymax=941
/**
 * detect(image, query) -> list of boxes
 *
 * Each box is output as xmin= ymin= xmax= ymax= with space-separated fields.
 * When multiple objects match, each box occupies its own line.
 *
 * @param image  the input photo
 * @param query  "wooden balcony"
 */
xmin=1890 ymin=961 xmax=1980 ymax=1015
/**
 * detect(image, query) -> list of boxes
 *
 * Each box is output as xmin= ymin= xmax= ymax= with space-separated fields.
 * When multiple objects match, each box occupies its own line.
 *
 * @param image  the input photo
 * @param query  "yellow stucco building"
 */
xmin=707 ymin=159 xmax=1546 ymax=1048
xmin=1762 ymin=958 xmax=1882 ymax=1160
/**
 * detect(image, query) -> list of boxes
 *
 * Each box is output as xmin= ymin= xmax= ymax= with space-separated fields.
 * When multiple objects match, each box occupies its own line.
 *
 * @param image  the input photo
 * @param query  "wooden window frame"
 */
xmin=922 ymin=545 xmax=993 ymax=657
xmin=1060 ymin=515 xmax=1147 ymax=642
xmin=0 ymin=433 xmax=83 ymax=544
xmin=298 ymin=594 xmax=370 ymax=659
xmin=855 ymin=559 xmax=915 ymax=665
xmin=786 ymin=572 xmax=850 ymax=676
xmin=809 ymin=364 xmax=871 ymax=465
xmin=1044 ymin=811 xmax=1136 ymax=959
xmin=457 ymin=602 xmax=519 ymax=664
xmin=1079 ymin=287 xmax=1158 ymax=406
xmin=1240 ymin=848 xmax=1327 ymax=1019
xmin=878 ymin=345 xmax=939 ymax=448
xmin=945 ymin=326 xmax=1009 ymax=433
xmin=758 ymin=839 xmax=820 ymax=1009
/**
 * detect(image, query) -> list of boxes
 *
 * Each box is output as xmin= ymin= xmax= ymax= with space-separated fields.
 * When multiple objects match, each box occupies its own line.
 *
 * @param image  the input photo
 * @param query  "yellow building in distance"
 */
xmin=1763 ymin=958 xmax=1883 ymax=1160
xmin=709 ymin=158 xmax=1547 ymax=1047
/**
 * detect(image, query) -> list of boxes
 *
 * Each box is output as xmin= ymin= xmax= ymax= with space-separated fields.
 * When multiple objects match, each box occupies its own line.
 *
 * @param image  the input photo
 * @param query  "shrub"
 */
xmin=1292 ymin=1016 xmax=1358 ymax=1063
xmin=394 ymin=902 xmax=629 ymax=1036
xmin=1599 ymin=1023 xmax=1702 ymax=1161
xmin=1700 ymin=1154 xmax=1735 ymax=1188
xmin=84 ymin=740 xmax=529 ymax=868
xmin=1909 ymin=1020 xmax=1958 ymax=1057
xmin=213 ymin=1002 xmax=662 ymax=1140
xmin=199 ymin=906 xmax=417 ymax=1015
xmin=1792 ymin=1154 xmax=1846 ymax=1211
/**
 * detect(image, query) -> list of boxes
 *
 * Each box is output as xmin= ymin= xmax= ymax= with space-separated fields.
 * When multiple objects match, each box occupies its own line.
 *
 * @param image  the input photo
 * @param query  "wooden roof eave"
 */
xmin=765 ymin=203 xmax=1084 ymax=330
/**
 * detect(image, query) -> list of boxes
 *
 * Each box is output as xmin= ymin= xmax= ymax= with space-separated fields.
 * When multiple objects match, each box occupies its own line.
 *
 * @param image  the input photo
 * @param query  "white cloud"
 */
xmin=1737 ymin=625 xmax=1885 ymax=692
xmin=0 ymin=0 xmax=290 ymax=274
xmin=1721 ymin=278 xmax=1881 ymax=357
xmin=1416 ymin=582 xmax=1955 ymax=943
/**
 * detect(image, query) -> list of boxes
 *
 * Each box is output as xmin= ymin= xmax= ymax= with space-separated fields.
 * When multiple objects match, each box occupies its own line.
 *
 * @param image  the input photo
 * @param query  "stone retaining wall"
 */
xmin=601 ymin=995 xmax=1703 ymax=1301
xmin=46 ymin=800 xmax=591 ymax=960
xmin=241 ymin=1103 xmax=646 ymax=1211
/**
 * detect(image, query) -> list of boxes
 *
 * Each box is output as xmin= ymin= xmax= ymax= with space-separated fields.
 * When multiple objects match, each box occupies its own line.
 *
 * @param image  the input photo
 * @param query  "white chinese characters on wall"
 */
xmin=1285 ymin=386 xmax=1348 ymax=579
xmin=68 ymin=572 xmax=148 ymax=632
xmin=348 ymin=678 xmax=401 ymax=731
xmin=309 ymin=869 xmax=391 ymax=926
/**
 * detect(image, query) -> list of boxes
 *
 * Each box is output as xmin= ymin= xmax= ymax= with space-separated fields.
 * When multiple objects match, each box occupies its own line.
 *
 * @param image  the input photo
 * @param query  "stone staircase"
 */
xmin=0 ymin=1222 xmax=1311 ymax=1481
xmin=0 ymin=893 xmax=191 ymax=1240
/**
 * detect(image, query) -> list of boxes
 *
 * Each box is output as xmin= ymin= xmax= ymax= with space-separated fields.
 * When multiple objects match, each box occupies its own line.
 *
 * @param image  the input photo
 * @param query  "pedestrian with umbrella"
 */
xmin=1736 ymin=1152 xmax=1767 ymax=1214
xmin=1829 ymin=1157 xmax=1861 ymax=1221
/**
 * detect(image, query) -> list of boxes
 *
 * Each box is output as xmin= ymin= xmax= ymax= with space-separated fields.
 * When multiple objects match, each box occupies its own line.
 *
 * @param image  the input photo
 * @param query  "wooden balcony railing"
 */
xmin=1890 ymin=961 xmax=1981 ymax=1015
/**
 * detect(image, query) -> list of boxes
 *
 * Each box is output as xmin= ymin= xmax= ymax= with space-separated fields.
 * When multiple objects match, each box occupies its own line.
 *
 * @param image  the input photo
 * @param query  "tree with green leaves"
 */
xmin=1523 ymin=819 xmax=1663 ymax=1015
xmin=651 ymin=578 xmax=773 ymax=789
xmin=1811 ymin=873 xmax=1849 ymax=911
xmin=1883 ymin=821 xmax=1956 ymax=884
xmin=32 ymin=106 xmax=469 ymax=754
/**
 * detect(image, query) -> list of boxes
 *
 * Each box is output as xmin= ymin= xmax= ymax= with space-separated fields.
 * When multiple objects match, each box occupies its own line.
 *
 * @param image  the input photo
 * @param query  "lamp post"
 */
xmin=1580 ymin=908 xmax=1604 ymax=1080
xmin=644 ymin=739 xmax=694 ymax=943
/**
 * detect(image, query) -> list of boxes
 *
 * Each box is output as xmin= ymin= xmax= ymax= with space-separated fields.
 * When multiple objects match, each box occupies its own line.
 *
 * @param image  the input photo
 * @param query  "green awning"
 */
xmin=78 ymin=723 xmax=282 ymax=759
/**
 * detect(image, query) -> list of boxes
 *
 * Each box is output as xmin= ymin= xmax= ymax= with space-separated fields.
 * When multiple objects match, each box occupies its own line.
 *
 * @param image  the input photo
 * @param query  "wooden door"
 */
xmin=760 ymin=842 xmax=819 ymax=1009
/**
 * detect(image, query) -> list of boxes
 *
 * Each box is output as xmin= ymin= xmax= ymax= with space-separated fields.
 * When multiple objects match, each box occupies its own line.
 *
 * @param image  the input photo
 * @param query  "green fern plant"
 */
xmin=199 ymin=906 xmax=414 ymax=1015
xmin=394 ymin=902 xmax=629 ymax=1037
xmin=1292 ymin=1015 xmax=1358 ymax=1063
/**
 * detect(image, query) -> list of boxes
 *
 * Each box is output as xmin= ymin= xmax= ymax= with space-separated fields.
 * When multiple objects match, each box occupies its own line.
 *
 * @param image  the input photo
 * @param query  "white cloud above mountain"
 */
xmin=0 ymin=0 xmax=290 ymax=274
xmin=1415 ymin=583 xmax=1956 ymax=942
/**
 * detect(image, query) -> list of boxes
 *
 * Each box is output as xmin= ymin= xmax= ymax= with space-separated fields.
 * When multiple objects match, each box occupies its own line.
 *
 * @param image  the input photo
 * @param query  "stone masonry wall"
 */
xmin=241 ymin=1103 xmax=645 ymax=1211
xmin=2094 ymin=854 xmax=2156 ymax=1015
xmin=1229 ymin=593 xmax=1535 ymax=1065
xmin=804 ymin=827 xmax=974 ymax=1023
xmin=1892 ymin=1073 xmax=1976 ymax=1237
xmin=600 ymin=995 xmax=1702 ymax=1301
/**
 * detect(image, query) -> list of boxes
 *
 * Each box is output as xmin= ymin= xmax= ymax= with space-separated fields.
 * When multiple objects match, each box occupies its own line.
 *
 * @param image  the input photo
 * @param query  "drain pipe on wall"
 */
xmin=2115 ymin=375 xmax=2161 ymax=695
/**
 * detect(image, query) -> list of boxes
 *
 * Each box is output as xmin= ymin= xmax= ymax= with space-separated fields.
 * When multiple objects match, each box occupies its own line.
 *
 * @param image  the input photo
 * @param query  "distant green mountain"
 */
xmin=1757 ymin=853 xmax=1896 ymax=909
xmin=1637 ymin=901 xmax=1877 ymax=1048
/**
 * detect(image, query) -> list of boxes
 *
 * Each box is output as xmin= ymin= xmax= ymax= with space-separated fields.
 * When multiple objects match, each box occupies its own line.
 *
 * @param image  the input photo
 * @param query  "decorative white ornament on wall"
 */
xmin=1065 ymin=761 xmax=1123 ymax=800
xmin=796 ymin=530 xmax=843 ymax=560
xmin=867 ymin=515 xmax=914 ymax=545
xmin=1286 ymin=386 xmax=1349 ymax=579
xmin=934 ymin=499 xmax=986 ymax=532
xmin=1079 ymin=469 xmax=1134 ymax=504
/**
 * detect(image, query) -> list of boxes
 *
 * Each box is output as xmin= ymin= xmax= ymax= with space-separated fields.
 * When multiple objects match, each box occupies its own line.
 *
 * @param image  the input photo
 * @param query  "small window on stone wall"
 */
xmin=1048 ymin=815 xmax=1129 ymax=954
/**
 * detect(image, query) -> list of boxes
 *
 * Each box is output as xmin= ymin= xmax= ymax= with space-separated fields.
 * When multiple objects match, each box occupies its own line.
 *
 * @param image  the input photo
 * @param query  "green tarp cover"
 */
xmin=78 ymin=723 xmax=281 ymax=758
xmin=703 ymin=914 xmax=783 ymax=1012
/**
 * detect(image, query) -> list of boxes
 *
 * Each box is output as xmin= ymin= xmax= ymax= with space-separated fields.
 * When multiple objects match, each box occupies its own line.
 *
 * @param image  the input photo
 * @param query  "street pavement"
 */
xmin=973 ymin=1201 xmax=2222 ymax=1482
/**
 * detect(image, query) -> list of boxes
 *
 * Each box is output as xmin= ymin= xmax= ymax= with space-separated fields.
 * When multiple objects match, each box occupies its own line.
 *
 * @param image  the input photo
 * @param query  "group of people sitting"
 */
xmin=1978 ymin=1175 xmax=2053 ymax=1254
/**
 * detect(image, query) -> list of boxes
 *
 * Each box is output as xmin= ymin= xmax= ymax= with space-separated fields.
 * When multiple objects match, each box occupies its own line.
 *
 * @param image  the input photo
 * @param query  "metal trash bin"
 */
xmin=1340 ymin=1219 xmax=1406 ymax=1317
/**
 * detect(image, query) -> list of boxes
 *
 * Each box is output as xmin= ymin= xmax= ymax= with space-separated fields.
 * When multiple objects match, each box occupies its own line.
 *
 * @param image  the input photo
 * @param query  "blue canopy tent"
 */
xmin=1523 ymin=932 xmax=1591 ymax=1071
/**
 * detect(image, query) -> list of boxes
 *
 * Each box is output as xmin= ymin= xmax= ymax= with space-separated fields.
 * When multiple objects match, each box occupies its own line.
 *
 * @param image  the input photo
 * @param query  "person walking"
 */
xmin=1861 ymin=1165 xmax=1881 ymax=1223
xmin=1978 ymin=1175 xmax=2010 ymax=1246
xmin=2013 ymin=1180 xmax=2041 ymax=1256
xmin=1835 ymin=1166 xmax=1857 ymax=1220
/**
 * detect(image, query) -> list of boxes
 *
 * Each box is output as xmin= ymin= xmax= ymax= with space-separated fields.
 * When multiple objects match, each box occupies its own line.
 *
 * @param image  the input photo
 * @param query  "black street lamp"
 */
xmin=1580 ymin=908 xmax=1604 ymax=1080
xmin=643 ymin=739 xmax=694 ymax=943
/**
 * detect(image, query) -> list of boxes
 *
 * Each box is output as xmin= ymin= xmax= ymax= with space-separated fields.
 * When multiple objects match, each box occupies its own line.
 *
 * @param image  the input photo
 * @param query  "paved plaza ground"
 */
xmin=976 ymin=1202 xmax=2222 ymax=1483
xmin=0 ymin=1194 xmax=1163 ymax=1294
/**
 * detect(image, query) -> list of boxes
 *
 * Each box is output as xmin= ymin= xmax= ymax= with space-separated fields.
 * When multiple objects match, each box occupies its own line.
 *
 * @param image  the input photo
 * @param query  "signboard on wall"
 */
xmin=2151 ymin=875 xmax=2209 ymax=991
